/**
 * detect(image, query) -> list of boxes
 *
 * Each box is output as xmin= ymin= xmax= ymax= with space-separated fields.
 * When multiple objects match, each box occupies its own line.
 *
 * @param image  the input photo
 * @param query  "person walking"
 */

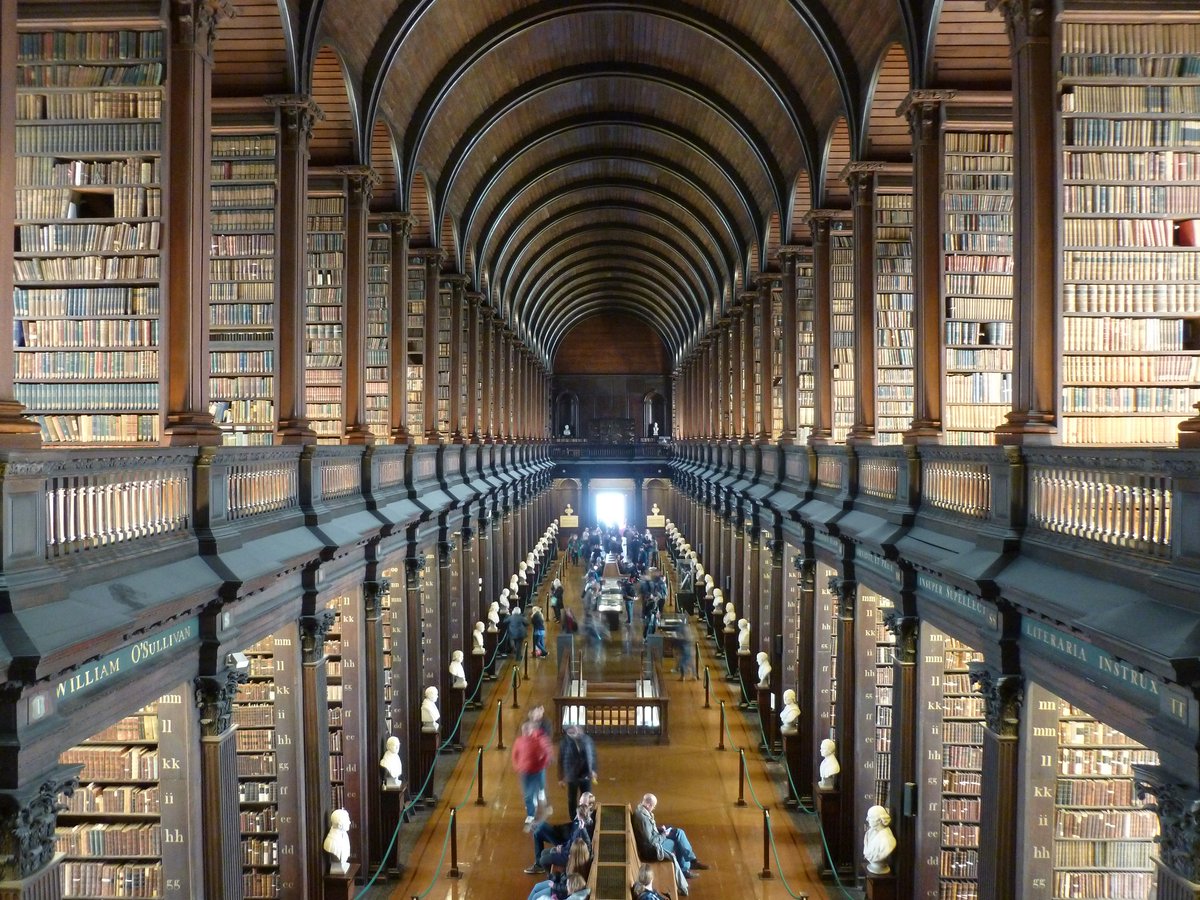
xmin=558 ymin=724 xmax=597 ymax=818
xmin=530 ymin=605 xmax=547 ymax=657
xmin=513 ymin=721 xmax=554 ymax=832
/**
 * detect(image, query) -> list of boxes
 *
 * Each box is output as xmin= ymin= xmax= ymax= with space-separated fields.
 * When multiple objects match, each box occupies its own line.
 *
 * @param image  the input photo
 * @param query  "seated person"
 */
xmin=528 ymin=838 xmax=592 ymax=900
xmin=632 ymin=863 xmax=671 ymax=900
xmin=527 ymin=792 xmax=596 ymax=874
xmin=631 ymin=793 xmax=708 ymax=887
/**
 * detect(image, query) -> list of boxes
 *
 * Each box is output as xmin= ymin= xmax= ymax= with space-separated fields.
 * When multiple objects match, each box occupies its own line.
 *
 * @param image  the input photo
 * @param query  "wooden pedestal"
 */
xmin=865 ymin=873 xmax=897 ymax=900
xmin=322 ymin=862 xmax=359 ymax=900
xmin=722 ymin=628 xmax=737 ymax=675
xmin=416 ymin=727 xmax=439 ymax=806
xmin=443 ymin=686 xmax=466 ymax=751
xmin=757 ymin=686 xmax=775 ymax=749
xmin=782 ymin=731 xmax=804 ymax=807
xmin=736 ymin=651 xmax=755 ymax=700
xmin=816 ymin=786 xmax=853 ymax=880
xmin=467 ymin=650 xmax=485 ymax=706
xmin=484 ymin=628 xmax=499 ymax=679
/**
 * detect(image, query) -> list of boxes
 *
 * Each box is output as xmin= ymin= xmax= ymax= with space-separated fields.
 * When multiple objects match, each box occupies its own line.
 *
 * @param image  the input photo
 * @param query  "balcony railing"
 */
xmin=548 ymin=440 xmax=673 ymax=460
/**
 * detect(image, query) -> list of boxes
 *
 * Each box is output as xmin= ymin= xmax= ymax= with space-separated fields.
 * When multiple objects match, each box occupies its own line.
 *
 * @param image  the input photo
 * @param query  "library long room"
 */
xmin=1 ymin=2 xmax=1200 ymax=900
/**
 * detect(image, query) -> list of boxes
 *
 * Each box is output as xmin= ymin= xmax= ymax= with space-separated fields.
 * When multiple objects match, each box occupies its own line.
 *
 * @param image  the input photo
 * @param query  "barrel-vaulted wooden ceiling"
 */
xmin=210 ymin=0 xmax=1012 ymax=369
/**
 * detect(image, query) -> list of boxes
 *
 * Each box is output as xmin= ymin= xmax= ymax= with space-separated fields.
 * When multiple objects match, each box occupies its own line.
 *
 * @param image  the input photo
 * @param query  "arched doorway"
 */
xmin=642 ymin=391 xmax=665 ymax=439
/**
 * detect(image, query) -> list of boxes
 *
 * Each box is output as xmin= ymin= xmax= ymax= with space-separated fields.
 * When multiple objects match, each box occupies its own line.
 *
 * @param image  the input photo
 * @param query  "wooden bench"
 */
xmin=584 ymin=803 xmax=680 ymax=900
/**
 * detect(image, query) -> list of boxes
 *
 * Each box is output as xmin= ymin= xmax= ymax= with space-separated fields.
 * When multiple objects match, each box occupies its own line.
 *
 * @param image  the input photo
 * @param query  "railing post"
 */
xmin=475 ymin=748 xmax=485 ymax=806
xmin=760 ymin=809 xmax=773 ymax=879
xmin=523 ymin=639 xmax=530 ymax=680
xmin=737 ymin=750 xmax=747 ymax=806
xmin=717 ymin=700 xmax=726 ymax=750
xmin=703 ymin=666 xmax=711 ymax=709
xmin=497 ymin=700 xmax=505 ymax=750
xmin=448 ymin=808 xmax=461 ymax=877
xmin=511 ymin=664 xmax=521 ymax=709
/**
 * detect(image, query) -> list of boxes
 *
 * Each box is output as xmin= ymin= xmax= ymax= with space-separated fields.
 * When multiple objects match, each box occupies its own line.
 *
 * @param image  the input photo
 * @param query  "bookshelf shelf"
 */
xmin=829 ymin=221 xmax=855 ymax=443
xmin=306 ymin=173 xmax=348 ymax=444
xmin=874 ymin=180 xmax=914 ymax=445
xmin=794 ymin=249 xmax=815 ymax=443
xmin=13 ymin=24 xmax=165 ymax=446
xmin=1059 ymin=17 xmax=1200 ymax=445
xmin=366 ymin=224 xmax=391 ymax=440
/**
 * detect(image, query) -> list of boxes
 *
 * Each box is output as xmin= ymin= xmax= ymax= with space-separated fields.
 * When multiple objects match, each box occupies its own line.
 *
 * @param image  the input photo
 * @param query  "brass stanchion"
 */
xmin=717 ymin=700 xmax=726 ymax=750
xmin=497 ymin=700 xmax=506 ymax=750
xmin=511 ymin=665 xmax=521 ymax=709
xmin=759 ymin=809 xmax=773 ymax=880
xmin=703 ymin=666 xmax=711 ymax=708
xmin=448 ymin=809 xmax=461 ymax=878
xmin=475 ymin=748 xmax=485 ymax=806
xmin=737 ymin=750 xmax=747 ymax=807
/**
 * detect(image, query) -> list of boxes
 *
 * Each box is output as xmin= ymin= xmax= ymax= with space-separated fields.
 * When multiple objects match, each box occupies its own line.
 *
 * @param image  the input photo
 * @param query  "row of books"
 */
xmin=1062 ymin=414 xmax=1187 ymax=445
xmin=1063 ymin=183 xmax=1200 ymax=214
xmin=16 ymin=382 xmax=156 ymax=411
xmin=16 ymin=318 xmax=157 ymax=348
xmin=1064 ymin=84 xmax=1200 ymax=115
xmin=1056 ymin=809 xmax=1157 ymax=839
xmin=16 ymin=156 xmax=158 ymax=187
xmin=212 ymin=185 xmax=276 ymax=208
xmin=56 ymin=823 xmax=161 ymax=858
xmin=1062 ymin=315 xmax=1190 ymax=350
xmin=213 ymin=136 xmax=277 ymax=158
xmin=19 ymin=221 xmax=160 ymax=253
xmin=1061 ymin=354 xmax=1200 ymax=382
xmin=60 ymin=747 xmax=161 ymax=781
xmin=17 ymin=89 xmax=162 ymax=121
xmin=14 ymin=255 xmax=160 ymax=282
xmin=16 ymin=122 xmax=161 ymax=154
xmin=1064 ymin=148 xmax=1200 ymax=181
xmin=1063 ymin=217 xmax=1178 ymax=248
xmin=1061 ymin=386 xmax=1196 ymax=413
xmin=18 ymin=62 xmax=163 ymax=88
xmin=17 ymin=30 xmax=163 ymax=61
xmin=1061 ymin=21 xmax=1200 ymax=57
xmin=60 ymin=861 xmax=163 ymax=898
xmin=1063 ymin=280 xmax=1200 ymax=313
xmin=213 ymin=210 xmax=274 ymax=231
xmin=36 ymin=414 xmax=159 ymax=444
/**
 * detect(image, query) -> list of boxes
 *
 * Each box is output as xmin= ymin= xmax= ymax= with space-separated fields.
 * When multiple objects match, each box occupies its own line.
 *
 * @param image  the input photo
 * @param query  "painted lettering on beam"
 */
xmin=55 ymin=618 xmax=199 ymax=701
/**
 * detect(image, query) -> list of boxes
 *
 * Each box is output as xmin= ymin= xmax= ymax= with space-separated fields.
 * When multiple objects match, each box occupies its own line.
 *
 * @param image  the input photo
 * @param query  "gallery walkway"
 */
xmin=361 ymin=561 xmax=850 ymax=900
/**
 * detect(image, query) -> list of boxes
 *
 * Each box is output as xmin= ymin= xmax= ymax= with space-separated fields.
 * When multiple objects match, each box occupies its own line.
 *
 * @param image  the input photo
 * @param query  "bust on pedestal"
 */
xmin=819 ymin=738 xmax=840 ymax=789
xmin=863 ymin=805 xmax=897 ymax=876
xmin=473 ymin=621 xmax=486 ymax=652
xmin=449 ymin=650 xmax=467 ymax=689
xmin=723 ymin=601 xmax=737 ymax=630
xmin=737 ymin=618 xmax=752 ymax=654
xmin=779 ymin=690 xmax=801 ymax=735
xmin=380 ymin=736 xmax=403 ymax=788
xmin=421 ymin=686 xmax=441 ymax=731
xmin=487 ymin=602 xmax=500 ymax=629
xmin=323 ymin=808 xmax=352 ymax=875
xmin=756 ymin=651 xmax=772 ymax=688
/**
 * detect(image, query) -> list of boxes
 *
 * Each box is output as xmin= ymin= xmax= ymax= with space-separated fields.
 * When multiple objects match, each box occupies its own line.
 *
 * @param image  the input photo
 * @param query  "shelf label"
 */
xmin=55 ymin=617 xmax=198 ymax=701
xmin=916 ymin=574 xmax=996 ymax=629
xmin=1020 ymin=619 xmax=1189 ymax=726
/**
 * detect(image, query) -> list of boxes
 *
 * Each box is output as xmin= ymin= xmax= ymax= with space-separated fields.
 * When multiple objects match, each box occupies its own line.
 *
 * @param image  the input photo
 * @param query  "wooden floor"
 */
xmin=361 ymin=560 xmax=851 ymax=900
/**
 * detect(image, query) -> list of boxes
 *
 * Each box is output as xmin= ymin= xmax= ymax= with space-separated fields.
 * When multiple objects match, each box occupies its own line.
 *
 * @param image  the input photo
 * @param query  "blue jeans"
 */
xmin=533 ymin=628 xmax=546 ymax=656
xmin=520 ymin=770 xmax=545 ymax=817
xmin=662 ymin=826 xmax=696 ymax=870
xmin=625 ymin=599 xmax=634 ymax=623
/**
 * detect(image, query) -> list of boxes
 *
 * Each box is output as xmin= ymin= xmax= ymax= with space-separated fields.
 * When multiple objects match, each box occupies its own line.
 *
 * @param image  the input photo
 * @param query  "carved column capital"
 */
xmin=299 ymin=609 xmax=338 ymax=663
xmin=265 ymin=94 xmax=324 ymax=144
xmin=363 ymin=578 xmax=391 ymax=617
xmin=899 ymin=90 xmax=957 ymax=144
xmin=968 ymin=664 xmax=1024 ymax=737
xmin=377 ymin=211 xmax=415 ymax=237
xmin=171 ymin=0 xmax=235 ymax=57
xmin=827 ymin=575 xmax=856 ymax=618
xmin=1134 ymin=766 xmax=1200 ymax=882
xmin=882 ymin=612 xmax=919 ymax=664
xmin=193 ymin=668 xmax=249 ymax=737
xmin=0 ymin=769 xmax=80 ymax=879
xmin=337 ymin=165 xmax=380 ymax=204
xmin=986 ymin=0 xmax=1051 ymax=42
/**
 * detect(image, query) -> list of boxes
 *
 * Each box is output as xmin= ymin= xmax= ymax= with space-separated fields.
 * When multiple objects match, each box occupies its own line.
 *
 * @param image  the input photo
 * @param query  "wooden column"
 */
xmin=496 ymin=326 xmax=509 ymax=442
xmin=422 ymin=255 xmax=445 ymax=442
xmin=480 ymin=307 xmax=495 ymax=441
xmin=829 ymin=575 xmax=858 ymax=878
xmin=714 ymin=323 xmax=727 ymax=439
xmin=383 ymin=213 xmax=414 ymax=443
xmin=0 ymin=766 xmax=81 ymax=899
xmin=885 ymin=615 xmax=919 ymax=900
xmin=846 ymin=166 xmax=878 ymax=444
xmin=729 ymin=308 xmax=744 ymax=443
xmin=163 ymin=1 xmax=231 ymax=446
xmin=741 ymin=292 xmax=755 ymax=440
xmin=299 ymin=611 xmax=335 ymax=896
xmin=361 ymin=579 xmax=388 ymax=877
xmin=268 ymin=94 xmax=323 ymax=444
xmin=708 ymin=338 xmax=720 ymax=439
xmin=757 ymin=278 xmax=777 ymax=442
xmin=778 ymin=249 xmax=802 ymax=445
xmin=806 ymin=213 xmax=835 ymax=444
xmin=992 ymin=0 xmax=1058 ymax=443
xmin=465 ymin=292 xmax=482 ymax=441
xmin=0 ymin=0 xmax=40 ymax=447
xmin=901 ymin=92 xmax=951 ymax=442
xmin=445 ymin=276 xmax=466 ymax=442
xmin=794 ymin=556 xmax=818 ymax=807
xmin=970 ymin=667 xmax=1024 ymax=900
xmin=193 ymin=669 xmax=245 ymax=900
xmin=341 ymin=166 xmax=380 ymax=444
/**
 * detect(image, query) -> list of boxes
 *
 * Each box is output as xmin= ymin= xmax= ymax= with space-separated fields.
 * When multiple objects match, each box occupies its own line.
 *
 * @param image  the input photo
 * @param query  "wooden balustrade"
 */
xmin=816 ymin=451 xmax=844 ymax=490
xmin=225 ymin=450 xmax=300 ymax=522
xmin=44 ymin=452 xmax=194 ymax=558
xmin=858 ymin=454 xmax=900 ymax=501
xmin=922 ymin=459 xmax=991 ymax=519
xmin=1027 ymin=456 xmax=1172 ymax=558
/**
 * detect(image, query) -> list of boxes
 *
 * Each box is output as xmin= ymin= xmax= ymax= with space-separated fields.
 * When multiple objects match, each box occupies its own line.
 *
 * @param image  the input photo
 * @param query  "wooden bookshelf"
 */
xmin=814 ymin=562 xmax=839 ymax=750
xmin=795 ymin=250 xmax=815 ymax=443
xmin=771 ymin=285 xmax=784 ymax=438
xmin=871 ymin=591 xmax=895 ymax=807
xmin=1058 ymin=17 xmax=1200 ymax=445
xmin=436 ymin=284 xmax=452 ymax=436
xmin=829 ymin=221 xmax=855 ymax=442
xmin=916 ymin=629 xmax=985 ymax=900
xmin=381 ymin=569 xmax=398 ymax=738
xmin=325 ymin=592 xmax=363 ymax=847
xmin=875 ymin=181 xmax=915 ymax=445
xmin=406 ymin=254 xmax=425 ymax=437
xmin=234 ymin=634 xmax=302 ymax=899
xmin=56 ymin=689 xmax=191 ymax=899
xmin=941 ymin=99 xmax=1014 ymax=446
xmin=366 ymin=224 xmax=391 ymax=441
xmin=305 ymin=172 xmax=348 ymax=445
xmin=13 ymin=25 xmax=165 ymax=444
xmin=852 ymin=588 xmax=896 ymax=840
xmin=209 ymin=114 xmax=279 ymax=446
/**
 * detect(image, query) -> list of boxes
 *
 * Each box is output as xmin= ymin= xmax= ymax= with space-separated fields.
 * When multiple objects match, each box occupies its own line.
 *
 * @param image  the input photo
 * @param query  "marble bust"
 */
xmin=756 ymin=651 xmax=771 ymax=687
xmin=723 ymin=602 xmax=737 ymax=630
xmin=473 ymin=621 xmax=486 ymax=652
xmin=380 ymin=735 xmax=403 ymax=786
xmin=737 ymin=618 xmax=751 ymax=653
xmin=863 ymin=805 xmax=897 ymax=875
xmin=449 ymin=650 xmax=467 ymax=688
xmin=819 ymin=738 xmax=840 ymax=788
xmin=487 ymin=602 xmax=500 ymax=629
xmin=421 ymin=686 xmax=440 ymax=731
xmin=712 ymin=588 xmax=724 ymax=616
xmin=323 ymin=808 xmax=351 ymax=874
xmin=779 ymin=689 xmax=801 ymax=734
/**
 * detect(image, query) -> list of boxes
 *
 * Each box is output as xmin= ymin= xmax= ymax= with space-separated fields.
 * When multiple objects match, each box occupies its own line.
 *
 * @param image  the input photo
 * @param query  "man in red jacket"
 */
xmin=512 ymin=720 xmax=553 ymax=831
